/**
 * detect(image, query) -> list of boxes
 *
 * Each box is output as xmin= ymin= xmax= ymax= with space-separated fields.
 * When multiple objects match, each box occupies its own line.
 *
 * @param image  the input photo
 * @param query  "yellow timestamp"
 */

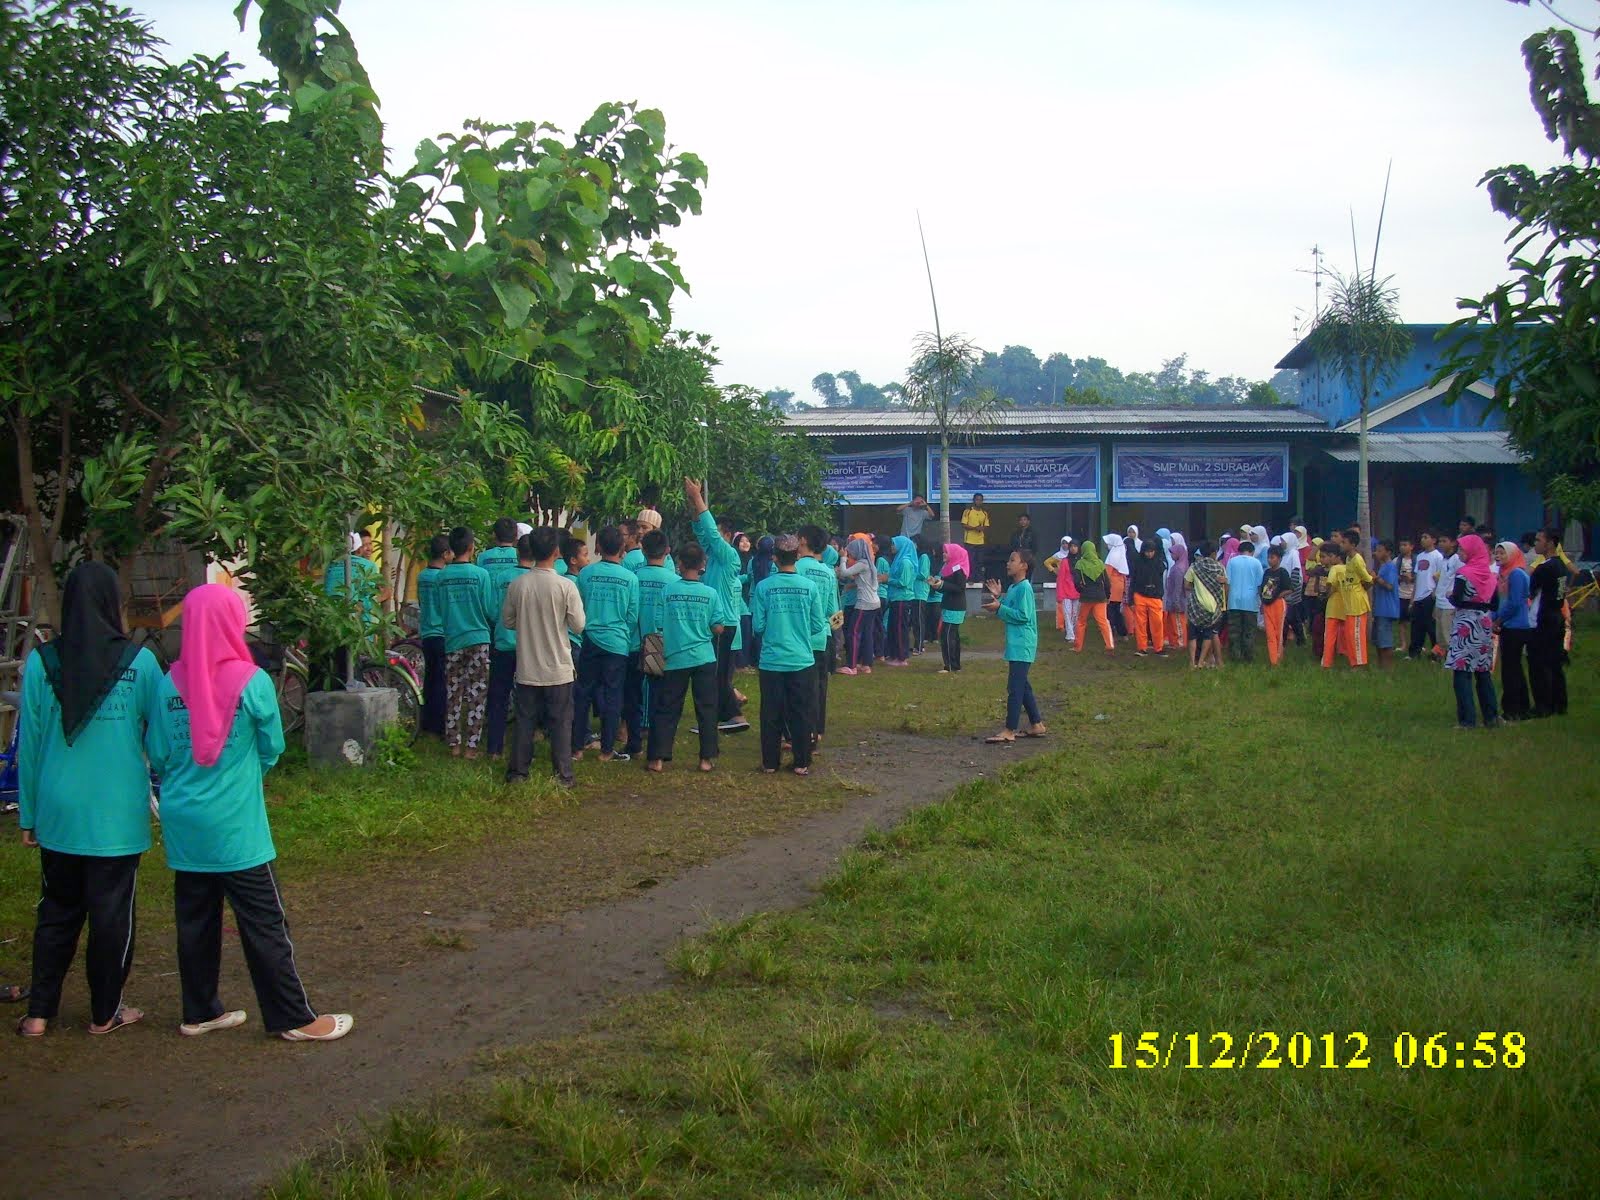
xmin=1107 ymin=1031 xmax=1527 ymax=1070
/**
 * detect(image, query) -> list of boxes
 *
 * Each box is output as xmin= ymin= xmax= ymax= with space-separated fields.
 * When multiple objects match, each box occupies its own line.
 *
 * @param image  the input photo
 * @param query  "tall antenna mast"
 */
xmin=1294 ymin=244 xmax=1325 ymax=333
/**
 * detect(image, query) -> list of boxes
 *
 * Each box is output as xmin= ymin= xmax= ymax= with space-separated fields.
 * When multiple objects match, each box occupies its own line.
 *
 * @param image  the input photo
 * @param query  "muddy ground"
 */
xmin=1 ymin=726 xmax=1053 ymax=1199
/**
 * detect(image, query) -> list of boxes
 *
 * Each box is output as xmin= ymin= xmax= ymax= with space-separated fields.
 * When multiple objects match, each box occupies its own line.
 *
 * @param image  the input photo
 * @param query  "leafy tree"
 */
xmin=394 ymin=106 xmax=707 ymax=520
xmin=1438 ymin=3 xmax=1600 ymax=520
xmin=635 ymin=333 xmax=836 ymax=533
xmin=763 ymin=387 xmax=797 ymax=411
xmin=0 ymin=0 xmax=541 ymax=665
xmin=1311 ymin=269 xmax=1410 ymax=549
xmin=811 ymin=372 xmax=846 ymax=407
xmin=233 ymin=0 xmax=380 ymax=161
xmin=1268 ymin=369 xmax=1303 ymax=405
xmin=1247 ymin=380 xmax=1286 ymax=406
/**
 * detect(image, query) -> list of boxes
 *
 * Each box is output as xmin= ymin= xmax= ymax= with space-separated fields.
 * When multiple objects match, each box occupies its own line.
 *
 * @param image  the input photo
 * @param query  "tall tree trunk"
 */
xmin=13 ymin=411 xmax=61 ymax=632
xmin=1356 ymin=366 xmax=1372 ymax=551
xmin=939 ymin=430 xmax=952 ymax=544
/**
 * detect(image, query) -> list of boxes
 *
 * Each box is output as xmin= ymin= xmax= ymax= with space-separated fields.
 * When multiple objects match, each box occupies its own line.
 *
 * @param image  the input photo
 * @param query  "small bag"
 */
xmin=640 ymin=632 xmax=666 ymax=678
xmin=829 ymin=609 xmax=846 ymax=632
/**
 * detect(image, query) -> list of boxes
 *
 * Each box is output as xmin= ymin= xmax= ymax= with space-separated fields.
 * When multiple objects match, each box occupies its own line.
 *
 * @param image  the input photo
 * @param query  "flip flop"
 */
xmin=0 ymin=984 xmax=28 ymax=1003
xmin=88 ymin=1007 xmax=143 ymax=1036
xmin=1022 ymin=729 xmax=1048 ymax=739
xmin=983 ymin=734 xmax=1015 ymax=745
xmin=16 ymin=1016 xmax=45 ymax=1038
xmin=281 ymin=1013 xmax=355 ymax=1043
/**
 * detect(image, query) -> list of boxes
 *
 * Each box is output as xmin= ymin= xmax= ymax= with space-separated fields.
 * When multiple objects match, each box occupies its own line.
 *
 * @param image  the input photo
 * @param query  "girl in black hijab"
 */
xmin=18 ymin=562 xmax=164 ymax=1037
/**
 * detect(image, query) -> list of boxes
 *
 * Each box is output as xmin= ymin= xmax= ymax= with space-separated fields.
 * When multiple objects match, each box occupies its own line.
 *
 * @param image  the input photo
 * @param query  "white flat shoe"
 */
xmin=281 ymin=1013 xmax=355 ymax=1042
xmin=180 ymin=1010 xmax=248 ymax=1037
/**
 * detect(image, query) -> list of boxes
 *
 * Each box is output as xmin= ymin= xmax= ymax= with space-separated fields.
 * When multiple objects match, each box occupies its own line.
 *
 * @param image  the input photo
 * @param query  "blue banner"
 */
xmin=1113 ymin=444 xmax=1289 ymax=502
xmin=927 ymin=446 xmax=1100 ymax=503
xmin=823 ymin=447 xmax=913 ymax=504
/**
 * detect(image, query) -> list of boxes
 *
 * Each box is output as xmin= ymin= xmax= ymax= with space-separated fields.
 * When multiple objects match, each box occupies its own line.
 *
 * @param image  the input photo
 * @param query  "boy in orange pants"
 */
xmin=1260 ymin=544 xmax=1291 ymax=665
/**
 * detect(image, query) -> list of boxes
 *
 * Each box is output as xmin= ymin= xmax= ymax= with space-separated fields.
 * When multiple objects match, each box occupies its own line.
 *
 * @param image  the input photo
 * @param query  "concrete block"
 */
xmin=305 ymin=688 xmax=400 ymax=767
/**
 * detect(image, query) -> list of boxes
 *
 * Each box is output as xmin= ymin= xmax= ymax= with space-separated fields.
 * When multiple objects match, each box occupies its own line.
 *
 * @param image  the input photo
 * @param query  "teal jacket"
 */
xmin=998 ymin=579 xmax=1039 ymax=663
xmin=478 ymin=545 xmax=526 ymax=652
xmin=635 ymin=563 xmax=676 ymax=644
xmin=663 ymin=576 xmax=722 ymax=670
xmin=577 ymin=559 xmax=640 ymax=655
xmin=324 ymin=554 xmax=380 ymax=624
xmin=795 ymin=556 xmax=840 ymax=652
xmin=145 ymin=669 xmax=285 ymax=873
xmin=19 ymin=645 xmax=162 ymax=856
xmin=438 ymin=561 xmax=496 ymax=652
xmin=416 ymin=566 xmax=446 ymax=639
xmin=752 ymin=571 xmax=826 ymax=671
xmin=695 ymin=510 xmax=744 ymax=651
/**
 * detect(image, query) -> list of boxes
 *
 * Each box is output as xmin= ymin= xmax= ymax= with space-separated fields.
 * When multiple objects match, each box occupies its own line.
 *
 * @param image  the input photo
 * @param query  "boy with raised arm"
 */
xmin=683 ymin=477 xmax=751 ymax=733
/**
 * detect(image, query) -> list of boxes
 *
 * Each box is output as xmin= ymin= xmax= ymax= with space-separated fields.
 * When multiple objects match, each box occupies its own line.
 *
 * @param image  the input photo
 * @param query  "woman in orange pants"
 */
xmin=1072 ymin=540 xmax=1115 ymax=653
xmin=1128 ymin=539 xmax=1169 ymax=655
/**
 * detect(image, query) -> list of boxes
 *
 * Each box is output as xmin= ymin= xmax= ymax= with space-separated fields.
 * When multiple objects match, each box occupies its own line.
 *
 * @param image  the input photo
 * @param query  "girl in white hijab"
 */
xmin=1125 ymin=524 xmax=1142 ymax=554
xmin=1103 ymin=533 xmax=1131 ymax=638
xmin=1103 ymin=533 xmax=1130 ymax=575
xmin=1280 ymin=530 xmax=1306 ymax=648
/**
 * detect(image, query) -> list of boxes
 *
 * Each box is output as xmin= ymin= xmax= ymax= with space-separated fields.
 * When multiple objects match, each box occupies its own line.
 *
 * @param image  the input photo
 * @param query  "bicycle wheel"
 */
xmin=277 ymin=662 xmax=309 ymax=736
xmin=357 ymin=659 xmax=421 ymax=744
xmin=390 ymin=637 xmax=426 ymax=684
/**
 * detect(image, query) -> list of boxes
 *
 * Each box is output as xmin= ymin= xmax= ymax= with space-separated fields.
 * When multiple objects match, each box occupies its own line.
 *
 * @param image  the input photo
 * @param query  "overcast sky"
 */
xmin=137 ymin=0 xmax=1570 ymax=399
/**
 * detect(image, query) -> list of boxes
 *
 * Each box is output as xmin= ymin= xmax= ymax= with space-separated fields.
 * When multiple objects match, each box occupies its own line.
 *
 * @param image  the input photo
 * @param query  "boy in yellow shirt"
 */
xmin=1321 ymin=543 xmax=1370 ymax=668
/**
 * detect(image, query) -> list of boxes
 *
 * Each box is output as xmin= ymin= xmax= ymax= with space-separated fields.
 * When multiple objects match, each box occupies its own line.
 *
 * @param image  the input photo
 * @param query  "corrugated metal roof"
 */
xmin=783 ymin=406 xmax=1330 ymax=437
xmin=1323 ymin=431 xmax=1523 ymax=465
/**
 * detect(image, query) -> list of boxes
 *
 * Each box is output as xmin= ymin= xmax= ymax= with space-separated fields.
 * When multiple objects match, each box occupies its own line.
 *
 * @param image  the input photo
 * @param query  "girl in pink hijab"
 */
xmin=145 ymin=585 xmax=355 ymax=1042
xmin=1443 ymin=535 xmax=1501 ymax=728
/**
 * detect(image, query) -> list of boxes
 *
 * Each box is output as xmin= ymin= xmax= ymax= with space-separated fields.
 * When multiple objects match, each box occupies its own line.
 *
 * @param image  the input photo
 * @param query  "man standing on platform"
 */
xmin=961 ymin=493 xmax=994 ymax=583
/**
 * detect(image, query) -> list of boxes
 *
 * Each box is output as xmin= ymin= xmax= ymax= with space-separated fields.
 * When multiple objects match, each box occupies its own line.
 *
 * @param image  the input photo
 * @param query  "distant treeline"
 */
xmin=766 ymin=347 xmax=1298 ymax=411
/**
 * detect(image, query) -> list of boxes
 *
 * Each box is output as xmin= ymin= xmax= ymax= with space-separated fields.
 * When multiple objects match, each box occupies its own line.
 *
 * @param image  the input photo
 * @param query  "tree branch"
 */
xmin=45 ymin=398 xmax=72 ymax=547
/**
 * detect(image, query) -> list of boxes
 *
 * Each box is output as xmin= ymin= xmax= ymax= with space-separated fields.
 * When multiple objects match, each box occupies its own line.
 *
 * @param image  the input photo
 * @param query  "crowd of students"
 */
xmin=10 ymin=482 xmax=1586 ymax=1039
xmin=1039 ymin=516 xmax=1583 ymax=730
xmin=405 ymin=478 xmax=1051 ymax=779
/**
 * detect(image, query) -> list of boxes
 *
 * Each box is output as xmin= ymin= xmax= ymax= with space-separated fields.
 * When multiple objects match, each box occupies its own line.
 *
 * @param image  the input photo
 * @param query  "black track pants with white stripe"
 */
xmin=174 ymin=863 xmax=316 ymax=1033
xmin=28 ymin=849 xmax=141 ymax=1025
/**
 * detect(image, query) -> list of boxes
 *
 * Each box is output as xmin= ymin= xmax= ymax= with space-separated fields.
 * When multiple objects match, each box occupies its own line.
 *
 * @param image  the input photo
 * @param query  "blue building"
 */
xmin=785 ymin=324 xmax=1556 ymax=552
xmin=1277 ymin=323 xmax=1546 ymax=544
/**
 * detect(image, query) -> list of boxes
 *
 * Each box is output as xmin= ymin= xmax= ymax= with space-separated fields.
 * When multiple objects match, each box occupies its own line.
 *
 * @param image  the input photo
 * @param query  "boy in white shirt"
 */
xmin=1408 ymin=531 xmax=1445 ymax=659
xmin=1432 ymin=532 xmax=1460 ymax=658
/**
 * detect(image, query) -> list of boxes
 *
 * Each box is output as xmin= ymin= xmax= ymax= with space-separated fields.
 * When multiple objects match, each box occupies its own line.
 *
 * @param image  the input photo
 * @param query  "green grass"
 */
xmin=273 ymin=622 xmax=1600 ymax=1199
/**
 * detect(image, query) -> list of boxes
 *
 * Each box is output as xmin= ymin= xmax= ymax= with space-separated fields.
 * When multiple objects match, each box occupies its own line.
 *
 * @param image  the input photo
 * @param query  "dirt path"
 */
xmin=0 ymin=728 xmax=1051 ymax=1199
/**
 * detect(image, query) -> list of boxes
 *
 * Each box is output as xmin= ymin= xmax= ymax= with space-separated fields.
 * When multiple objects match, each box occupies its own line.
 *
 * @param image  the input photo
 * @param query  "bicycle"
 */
xmin=256 ymin=638 xmax=420 ymax=745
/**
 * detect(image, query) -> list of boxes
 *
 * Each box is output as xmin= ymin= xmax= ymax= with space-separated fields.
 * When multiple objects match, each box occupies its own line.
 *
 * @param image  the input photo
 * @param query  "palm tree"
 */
xmin=906 ymin=216 xmax=1007 ymax=541
xmin=901 ymin=331 xmax=1008 ymax=543
xmin=1310 ymin=269 xmax=1408 ymax=546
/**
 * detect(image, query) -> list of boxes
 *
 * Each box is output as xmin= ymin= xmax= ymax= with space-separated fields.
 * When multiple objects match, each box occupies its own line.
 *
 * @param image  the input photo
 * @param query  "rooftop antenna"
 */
xmin=1294 ymin=245 xmax=1326 ymax=331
